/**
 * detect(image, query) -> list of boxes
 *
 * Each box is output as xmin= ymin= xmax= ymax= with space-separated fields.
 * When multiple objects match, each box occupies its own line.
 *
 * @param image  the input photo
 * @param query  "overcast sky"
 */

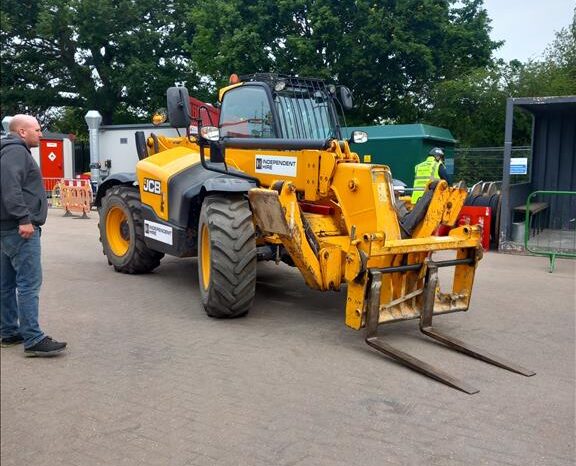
xmin=483 ymin=0 xmax=574 ymax=63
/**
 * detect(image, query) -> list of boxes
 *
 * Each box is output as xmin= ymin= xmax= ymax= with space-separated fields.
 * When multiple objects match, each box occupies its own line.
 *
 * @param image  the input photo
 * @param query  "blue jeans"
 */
xmin=0 ymin=228 xmax=45 ymax=348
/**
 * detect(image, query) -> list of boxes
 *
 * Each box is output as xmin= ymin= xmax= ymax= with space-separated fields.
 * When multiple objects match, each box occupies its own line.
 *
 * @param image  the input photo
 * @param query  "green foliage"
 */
xmin=424 ymin=8 xmax=575 ymax=148
xmin=423 ymin=64 xmax=531 ymax=146
xmin=1 ymin=0 xmax=573 ymax=147
xmin=514 ymin=15 xmax=576 ymax=98
xmin=188 ymin=0 xmax=500 ymax=124
xmin=0 ymin=0 xmax=201 ymax=129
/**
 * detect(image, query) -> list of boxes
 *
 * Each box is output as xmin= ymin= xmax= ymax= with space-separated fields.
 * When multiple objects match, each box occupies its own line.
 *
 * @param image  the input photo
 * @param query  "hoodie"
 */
xmin=0 ymin=135 xmax=48 ymax=230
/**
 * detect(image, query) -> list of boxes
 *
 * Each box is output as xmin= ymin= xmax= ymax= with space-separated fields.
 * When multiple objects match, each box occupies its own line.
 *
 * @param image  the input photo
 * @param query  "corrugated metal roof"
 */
xmin=514 ymin=95 xmax=576 ymax=114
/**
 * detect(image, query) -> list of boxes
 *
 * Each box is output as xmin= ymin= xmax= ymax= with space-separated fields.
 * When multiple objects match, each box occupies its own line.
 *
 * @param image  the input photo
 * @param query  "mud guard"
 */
xmin=94 ymin=173 xmax=136 ymax=207
xmin=202 ymin=177 xmax=257 ymax=193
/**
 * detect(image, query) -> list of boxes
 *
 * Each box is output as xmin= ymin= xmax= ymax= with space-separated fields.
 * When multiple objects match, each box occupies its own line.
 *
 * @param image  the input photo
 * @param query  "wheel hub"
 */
xmin=120 ymin=221 xmax=130 ymax=241
xmin=106 ymin=206 xmax=130 ymax=257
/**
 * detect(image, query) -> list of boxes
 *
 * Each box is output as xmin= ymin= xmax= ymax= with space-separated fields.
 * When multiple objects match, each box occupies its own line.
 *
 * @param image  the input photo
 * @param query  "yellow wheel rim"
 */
xmin=200 ymin=223 xmax=211 ymax=290
xmin=106 ymin=206 xmax=130 ymax=256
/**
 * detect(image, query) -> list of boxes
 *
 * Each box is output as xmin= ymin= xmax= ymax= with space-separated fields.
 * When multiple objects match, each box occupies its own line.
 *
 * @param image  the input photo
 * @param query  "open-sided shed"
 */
xmin=499 ymin=96 xmax=576 ymax=253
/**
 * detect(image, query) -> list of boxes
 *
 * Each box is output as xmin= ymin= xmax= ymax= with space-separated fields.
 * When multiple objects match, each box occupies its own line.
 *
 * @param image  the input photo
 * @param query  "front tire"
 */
xmin=198 ymin=195 xmax=257 ymax=318
xmin=99 ymin=185 xmax=164 ymax=273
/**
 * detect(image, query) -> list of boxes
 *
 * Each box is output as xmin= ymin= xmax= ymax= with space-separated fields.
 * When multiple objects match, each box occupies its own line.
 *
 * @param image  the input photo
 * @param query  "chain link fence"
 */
xmin=454 ymin=146 xmax=531 ymax=186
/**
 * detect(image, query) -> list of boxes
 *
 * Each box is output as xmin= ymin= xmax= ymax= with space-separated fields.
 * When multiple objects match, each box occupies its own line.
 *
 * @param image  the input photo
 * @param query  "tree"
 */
xmin=0 ymin=0 xmax=510 ymax=135
xmin=187 ymin=0 xmax=500 ymax=124
xmin=514 ymin=10 xmax=576 ymax=98
xmin=423 ymin=64 xmax=525 ymax=147
xmin=424 ymin=8 xmax=576 ymax=148
xmin=0 ymin=0 xmax=201 ymax=126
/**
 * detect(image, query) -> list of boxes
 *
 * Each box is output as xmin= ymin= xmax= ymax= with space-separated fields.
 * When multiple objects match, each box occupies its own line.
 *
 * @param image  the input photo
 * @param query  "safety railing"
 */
xmin=58 ymin=179 xmax=93 ymax=218
xmin=43 ymin=178 xmax=93 ymax=217
xmin=523 ymin=191 xmax=576 ymax=272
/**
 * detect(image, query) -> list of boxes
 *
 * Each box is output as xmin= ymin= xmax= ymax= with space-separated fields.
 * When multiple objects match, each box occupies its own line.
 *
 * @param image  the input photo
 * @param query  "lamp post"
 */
xmin=85 ymin=111 xmax=102 ymax=186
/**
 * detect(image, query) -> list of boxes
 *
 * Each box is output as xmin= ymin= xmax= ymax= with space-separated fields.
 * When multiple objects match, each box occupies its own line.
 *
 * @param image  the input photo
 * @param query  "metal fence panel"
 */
xmin=523 ymin=191 xmax=576 ymax=272
xmin=454 ymin=146 xmax=531 ymax=186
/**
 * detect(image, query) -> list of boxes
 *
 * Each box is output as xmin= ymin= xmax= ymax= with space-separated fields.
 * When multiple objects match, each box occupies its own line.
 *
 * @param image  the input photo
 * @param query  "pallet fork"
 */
xmin=365 ymin=260 xmax=535 ymax=394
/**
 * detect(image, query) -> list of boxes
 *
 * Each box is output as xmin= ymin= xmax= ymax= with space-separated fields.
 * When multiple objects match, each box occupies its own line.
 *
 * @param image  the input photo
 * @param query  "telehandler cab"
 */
xmin=96 ymin=74 xmax=534 ymax=393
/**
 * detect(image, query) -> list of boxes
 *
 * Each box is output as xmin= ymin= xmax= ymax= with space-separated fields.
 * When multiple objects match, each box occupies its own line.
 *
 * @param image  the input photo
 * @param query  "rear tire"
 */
xmin=198 ymin=195 xmax=257 ymax=318
xmin=98 ymin=185 xmax=164 ymax=274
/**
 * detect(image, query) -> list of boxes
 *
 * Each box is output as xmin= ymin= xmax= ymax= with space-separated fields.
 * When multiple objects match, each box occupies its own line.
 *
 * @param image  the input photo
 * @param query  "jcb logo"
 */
xmin=143 ymin=178 xmax=161 ymax=194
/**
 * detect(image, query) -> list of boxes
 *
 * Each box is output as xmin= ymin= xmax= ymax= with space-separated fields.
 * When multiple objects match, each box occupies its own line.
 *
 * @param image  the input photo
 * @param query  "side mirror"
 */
xmin=349 ymin=130 xmax=368 ymax=144
xmin=337 ymin=86 xmax=353 ymax=110
xmin=166 ymin=87 xmax=191 ymax=128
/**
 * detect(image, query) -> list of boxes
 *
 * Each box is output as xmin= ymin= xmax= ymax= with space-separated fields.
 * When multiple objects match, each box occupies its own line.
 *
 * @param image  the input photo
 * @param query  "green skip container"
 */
xmin=344 ymin=124 xmax=457 ymax=187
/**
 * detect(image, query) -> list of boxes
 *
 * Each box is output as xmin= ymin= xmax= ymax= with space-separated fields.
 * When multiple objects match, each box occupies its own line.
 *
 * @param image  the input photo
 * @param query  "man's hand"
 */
xmin=19 ymin=223 xmax=35 ymax=239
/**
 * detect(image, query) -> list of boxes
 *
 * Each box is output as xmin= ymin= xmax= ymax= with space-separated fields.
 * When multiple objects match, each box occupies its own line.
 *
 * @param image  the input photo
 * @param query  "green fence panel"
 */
xmin=524 ymin=191 xmax=576 ymax=272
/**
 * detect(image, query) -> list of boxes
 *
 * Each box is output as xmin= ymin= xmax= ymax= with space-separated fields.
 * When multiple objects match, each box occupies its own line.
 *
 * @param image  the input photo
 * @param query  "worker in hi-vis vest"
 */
xmin=411 ymin=147 xmax=452 ymax=204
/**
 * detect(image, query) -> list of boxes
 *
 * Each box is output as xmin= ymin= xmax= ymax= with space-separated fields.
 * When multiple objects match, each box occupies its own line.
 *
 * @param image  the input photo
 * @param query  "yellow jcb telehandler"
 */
xmin=95 ymin=74 xmax=534 ymax=393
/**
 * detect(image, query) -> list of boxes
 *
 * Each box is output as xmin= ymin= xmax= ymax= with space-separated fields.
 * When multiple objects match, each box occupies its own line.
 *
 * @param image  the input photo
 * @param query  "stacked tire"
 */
xmin=464 ymin=191 xmax=501 ymax=250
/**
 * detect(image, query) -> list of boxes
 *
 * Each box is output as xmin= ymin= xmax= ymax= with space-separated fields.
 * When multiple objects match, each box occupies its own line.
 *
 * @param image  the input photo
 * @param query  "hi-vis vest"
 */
xmin=411 ymin=156 xmax=440 ymax=204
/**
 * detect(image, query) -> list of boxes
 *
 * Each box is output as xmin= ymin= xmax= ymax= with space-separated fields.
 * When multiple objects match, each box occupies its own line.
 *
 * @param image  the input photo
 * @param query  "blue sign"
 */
xmin=510 ymin=157 xmax=528 ymax=175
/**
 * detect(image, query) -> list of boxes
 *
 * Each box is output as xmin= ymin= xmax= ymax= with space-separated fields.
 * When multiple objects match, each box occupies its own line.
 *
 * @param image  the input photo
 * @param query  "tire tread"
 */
xmin=200 ymin=195 xmax=257 ymax=318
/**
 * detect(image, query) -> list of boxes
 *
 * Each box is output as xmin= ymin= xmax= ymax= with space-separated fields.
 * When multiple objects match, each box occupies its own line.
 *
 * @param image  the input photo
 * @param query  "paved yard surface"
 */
xmin=1 ymin=209 xmax=575 ymax=466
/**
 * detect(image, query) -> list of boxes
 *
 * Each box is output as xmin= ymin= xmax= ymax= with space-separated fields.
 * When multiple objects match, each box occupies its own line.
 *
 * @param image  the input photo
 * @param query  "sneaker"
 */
xmin=24 ymin=336 xmax=67 ymax=357
xmin=1 ymin=335 xmax=24 ymax=347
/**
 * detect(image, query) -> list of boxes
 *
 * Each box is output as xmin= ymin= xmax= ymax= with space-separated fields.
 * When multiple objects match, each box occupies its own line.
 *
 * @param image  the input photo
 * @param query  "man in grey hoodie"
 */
xmin=0 ymin=114 xmax=67 ymax=356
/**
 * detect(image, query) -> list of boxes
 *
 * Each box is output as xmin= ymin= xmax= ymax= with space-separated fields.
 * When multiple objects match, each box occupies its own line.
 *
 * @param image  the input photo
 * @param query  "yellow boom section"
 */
xmin=239 ymin=141 xmax=480 ymax=331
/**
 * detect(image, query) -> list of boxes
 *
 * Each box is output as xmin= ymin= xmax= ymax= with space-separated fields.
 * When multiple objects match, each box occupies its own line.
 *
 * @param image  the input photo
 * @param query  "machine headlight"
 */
xmin=200 ymin=126 xmax=220 ymax=141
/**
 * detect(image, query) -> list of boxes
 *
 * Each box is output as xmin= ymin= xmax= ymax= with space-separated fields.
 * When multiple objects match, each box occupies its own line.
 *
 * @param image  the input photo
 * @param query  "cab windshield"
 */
xmin=274 ymin=88 xmax=337 ymax=140
xmin=218 ymin=80 xmax=340 ymax=140
xmin=219 ymin=86 xmax=275 ymax=138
